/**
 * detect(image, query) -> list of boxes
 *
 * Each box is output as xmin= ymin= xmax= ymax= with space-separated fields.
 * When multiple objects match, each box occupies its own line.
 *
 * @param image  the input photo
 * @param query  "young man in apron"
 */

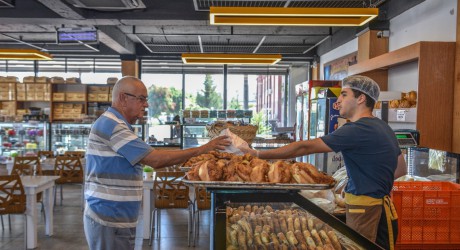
xmin=243 ymin=75 xmax=407 ymax=250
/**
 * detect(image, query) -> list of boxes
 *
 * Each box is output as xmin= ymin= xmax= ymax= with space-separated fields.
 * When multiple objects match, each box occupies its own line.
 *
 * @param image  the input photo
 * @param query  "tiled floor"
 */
xmin=0 ymin=185 xmax=211 ymax=250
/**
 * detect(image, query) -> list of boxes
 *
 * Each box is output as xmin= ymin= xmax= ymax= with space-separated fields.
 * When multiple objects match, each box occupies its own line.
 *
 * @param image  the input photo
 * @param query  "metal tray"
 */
xmin=182 ymin=176 xmax=334 ymax=190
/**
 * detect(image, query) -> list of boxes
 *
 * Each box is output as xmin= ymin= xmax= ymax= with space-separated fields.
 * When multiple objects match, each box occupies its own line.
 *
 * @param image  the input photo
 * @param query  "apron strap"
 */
xmin=383 ymin=195 xmax=398 ymax=250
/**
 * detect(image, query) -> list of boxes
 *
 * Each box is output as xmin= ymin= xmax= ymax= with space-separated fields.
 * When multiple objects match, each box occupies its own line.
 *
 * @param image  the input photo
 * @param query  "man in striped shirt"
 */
xmin=83 ymin=76 xmax=229 ymax=249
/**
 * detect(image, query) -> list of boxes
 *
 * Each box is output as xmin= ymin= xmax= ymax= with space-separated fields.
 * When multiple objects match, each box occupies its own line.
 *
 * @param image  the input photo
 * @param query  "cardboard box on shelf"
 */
xmin=97 ymin=94 xmax=109 ymax=102
xmin=16 ymin=109 xmax=27 ymax=115
xmin=63 ymin=103 xmax=73 ymax=109
xmin=88 ymin=86 xmax=109 ymax=93
xmin=16 ymin=84 xmax=26 ymax=91
xmin=73 ymin=104 xmax=83 ymax=109
xmin=53 ymin=113 xmax=64 ymax=120
xmin=1 ymin=76 xmax=19 ymax=83
xmin=34 ymin=84 xmax=46 ymax=91
xmin=35 ymin=77 xmax=48 ymax=83
xmin=52 ymin=93 xmax=64 ymax=100
xmin=17 ymin=92 xmax=26 ymax=101
xmin=54 ymin=103 xmax=64 ymax=109
xmin=1 ymin=101 xmax=15 ymax=110
xmin=26 ymin=92 xmax=35 ymax=101
xmin=53 ymin=108 xmax=63 ymax=114
xmin=26 ymin=84 xmax=36 ymax=91
xmin=50 ymin=77 xmax=65 ymax=84
xmin=66 ymin=92 xmax=86 ymax=101
xmin=44 ymin=93 xmax=51 ymax=101
xmin=0 ymin=84 xmax=13 ymax=92
xmin=23 ymin=76 xmax=35 ymax=83
xmin=53 ymin=93 xmax=65 ymax=101
xmin=88 ymin=93 xmax=98 ymax=102
xmin=35 ymin=92 xmax=44 ymax=100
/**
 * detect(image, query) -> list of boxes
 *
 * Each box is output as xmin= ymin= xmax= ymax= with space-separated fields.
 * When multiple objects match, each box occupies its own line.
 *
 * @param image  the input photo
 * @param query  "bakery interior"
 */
xmin=1 ymin=0 xmax=460 ymax=249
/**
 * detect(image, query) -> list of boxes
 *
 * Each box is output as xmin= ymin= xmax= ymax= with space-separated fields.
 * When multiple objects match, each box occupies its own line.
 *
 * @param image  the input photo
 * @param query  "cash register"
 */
xmin=394 ymin=130 xmax=419 ymax=149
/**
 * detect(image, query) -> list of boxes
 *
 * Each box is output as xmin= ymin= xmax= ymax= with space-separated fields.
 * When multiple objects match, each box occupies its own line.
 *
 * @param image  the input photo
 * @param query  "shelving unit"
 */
xmin=0 ymin=77 xmax=114 ymax=122
xmin=348 ymin=41 xmax=455 ymax=152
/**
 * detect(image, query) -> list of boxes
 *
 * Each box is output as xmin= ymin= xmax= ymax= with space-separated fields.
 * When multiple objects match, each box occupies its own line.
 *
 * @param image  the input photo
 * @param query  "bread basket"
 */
xmin=206 ymin=122 xmax=258 ymax=145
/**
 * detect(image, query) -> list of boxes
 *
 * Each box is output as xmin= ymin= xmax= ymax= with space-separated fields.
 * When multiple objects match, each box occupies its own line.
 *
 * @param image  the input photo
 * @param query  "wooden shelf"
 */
xmin=349 ymin=41 xmax=455 ymax=152
xmin=349 ymin=42 xmax=421 ymax=75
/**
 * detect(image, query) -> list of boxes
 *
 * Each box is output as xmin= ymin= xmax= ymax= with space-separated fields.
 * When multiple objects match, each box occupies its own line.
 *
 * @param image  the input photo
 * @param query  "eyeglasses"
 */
xmin=124 ymin=92 xmax=148 ymax=103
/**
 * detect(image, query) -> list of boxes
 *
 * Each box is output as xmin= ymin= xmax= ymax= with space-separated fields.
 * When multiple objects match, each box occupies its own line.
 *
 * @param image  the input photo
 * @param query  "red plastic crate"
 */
xmin=392 ymin=181 xmax=460 ymax=245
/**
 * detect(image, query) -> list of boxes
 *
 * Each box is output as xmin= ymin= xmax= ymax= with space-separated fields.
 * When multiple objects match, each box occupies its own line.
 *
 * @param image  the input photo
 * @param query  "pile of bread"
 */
xmin=374 ymin=90 xmax=417 ymax=109
xmin=226 ymin=204 xmax=360 ymax=250
xmin=185 ymin=151 xmax=335 ymax=185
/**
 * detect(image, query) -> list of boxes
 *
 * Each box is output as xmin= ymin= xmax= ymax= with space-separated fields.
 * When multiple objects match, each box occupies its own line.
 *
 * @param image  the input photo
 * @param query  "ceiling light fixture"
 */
xmin=0 ymin=49 xmax=53 ymax=60
xmin=182 ymin=53 xmax=282 ymax=65
xmin=210 ymin=7 xmax=379 ymax=26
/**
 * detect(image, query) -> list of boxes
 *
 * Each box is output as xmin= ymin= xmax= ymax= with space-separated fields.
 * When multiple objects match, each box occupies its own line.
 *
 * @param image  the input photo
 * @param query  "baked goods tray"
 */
xmin=182 ymin=176 xmax=334 ymax=190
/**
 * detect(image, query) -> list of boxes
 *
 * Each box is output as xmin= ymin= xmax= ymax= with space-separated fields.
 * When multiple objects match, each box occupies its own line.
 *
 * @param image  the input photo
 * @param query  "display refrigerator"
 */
xmin=294 ymin=80 xmax=340 ymax=143
xmin=309 ymin=87 xmax=345 ymax=174
xmin=0 ymin=121 xmax=49 ymax=157
xmin=50 ymin=122 xmax=144 ymax=155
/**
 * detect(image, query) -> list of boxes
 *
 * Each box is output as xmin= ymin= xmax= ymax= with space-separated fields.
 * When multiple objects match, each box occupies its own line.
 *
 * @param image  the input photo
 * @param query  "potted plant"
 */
xmin=143 ymin=166 xmax=154 ymax=180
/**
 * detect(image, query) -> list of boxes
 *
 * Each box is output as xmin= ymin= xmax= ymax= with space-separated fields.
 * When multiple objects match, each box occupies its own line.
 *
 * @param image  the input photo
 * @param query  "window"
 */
xmin=184 ymin=73 xmax=224 ymax=110
xmin=141 ymin=73 xmax=183 ymax=123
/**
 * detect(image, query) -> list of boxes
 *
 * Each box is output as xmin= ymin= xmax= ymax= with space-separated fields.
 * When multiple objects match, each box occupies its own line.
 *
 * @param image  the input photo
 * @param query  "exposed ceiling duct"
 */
xmin=65 ymin=0 xmax=146 ymax=11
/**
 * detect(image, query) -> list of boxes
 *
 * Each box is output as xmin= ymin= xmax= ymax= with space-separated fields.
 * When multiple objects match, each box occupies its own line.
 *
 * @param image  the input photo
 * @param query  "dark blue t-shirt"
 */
xmin=321 ymin=117 xmax=401 ymax=198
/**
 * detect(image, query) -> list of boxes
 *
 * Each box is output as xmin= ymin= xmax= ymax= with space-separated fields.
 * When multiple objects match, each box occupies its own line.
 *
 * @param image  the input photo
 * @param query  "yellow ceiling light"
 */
xmin=210 ymin=7 xmax=379 ymax=26
xmin=182 ymin=53 xmax=282 ymax=65
xmin=0 ymin=49 xmax=53 ymax=60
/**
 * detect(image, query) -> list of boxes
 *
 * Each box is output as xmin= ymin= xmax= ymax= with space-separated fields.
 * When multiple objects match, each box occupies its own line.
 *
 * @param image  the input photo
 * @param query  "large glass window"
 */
xmin=141 ymin=73 xmax=183 ymax=124
xmin=36 ymin=58 xmax=122 ymax=84
xmin=184 ymin=73 xmax=224 ymax=110
xmin=0 ymin=60 xmax=35 ymax=80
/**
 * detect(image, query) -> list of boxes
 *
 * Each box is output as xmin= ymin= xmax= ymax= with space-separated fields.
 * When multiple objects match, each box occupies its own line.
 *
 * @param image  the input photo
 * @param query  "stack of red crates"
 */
xmin=392 ymin=181 xmax=460 ymax=249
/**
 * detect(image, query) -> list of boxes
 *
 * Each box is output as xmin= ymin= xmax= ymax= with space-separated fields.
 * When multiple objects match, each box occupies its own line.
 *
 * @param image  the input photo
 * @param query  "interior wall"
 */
xmin=319 ymin=38 xmax=358 ymax=80
xmin=320 ymin=0 xmax=457 ymax=82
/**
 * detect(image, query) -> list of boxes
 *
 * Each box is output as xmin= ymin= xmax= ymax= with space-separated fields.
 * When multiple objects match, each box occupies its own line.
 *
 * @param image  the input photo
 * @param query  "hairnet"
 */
xmin=342 ymin=75 xmax=380 ymax=102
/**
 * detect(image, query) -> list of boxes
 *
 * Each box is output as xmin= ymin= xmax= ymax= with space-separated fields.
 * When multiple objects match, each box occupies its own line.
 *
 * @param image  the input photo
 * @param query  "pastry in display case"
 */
xmin=226 ymin=203 xmax=362 ymax=250
xmin=0 ymin=121 xmax=49 ymax=157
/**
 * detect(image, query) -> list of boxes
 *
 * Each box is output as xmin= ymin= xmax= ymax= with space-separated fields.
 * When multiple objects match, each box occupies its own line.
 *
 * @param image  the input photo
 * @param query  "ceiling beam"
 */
xmin=98 ymin=25 xmax=135 ymax=54
xmin=36 ymin=0 xmax=85 ymax=20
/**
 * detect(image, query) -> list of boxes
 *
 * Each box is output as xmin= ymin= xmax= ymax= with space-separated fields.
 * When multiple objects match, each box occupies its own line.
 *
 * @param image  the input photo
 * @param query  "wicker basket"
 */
xmin=206 ymin=124 xmax=258 ymax=145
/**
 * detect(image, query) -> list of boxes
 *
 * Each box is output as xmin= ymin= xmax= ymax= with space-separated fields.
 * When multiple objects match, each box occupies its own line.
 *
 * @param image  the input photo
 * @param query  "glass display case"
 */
xmin=146 ymin=124 xmax=181 ymax=147
xmin=207 ymin=189 xmax=381 ymax=249
xmin=0 ymin=121 xmax=49 ymax=156
xmin=51 ymin=123 xmax=145 ymax=154
xmin=407 ymin=147 xmax=460 ymax=183
xmin=51 ymin=123 xmax=91 ymax=154
xmin=182 ymin=124 xmax=210 ymax=149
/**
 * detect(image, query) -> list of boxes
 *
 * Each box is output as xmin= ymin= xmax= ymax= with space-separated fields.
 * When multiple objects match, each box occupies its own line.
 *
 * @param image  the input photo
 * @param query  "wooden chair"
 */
xmin=0 ymin=175 xmax=27 ymax=249
xmin=149 ymin=171 xmax=192 ymax=246
xmin=12 ymin=157 xmax=43 ymax=207
xmin=63 ymin=151 xmax=85 ymax=158
xmin=13 ymin=156 xmax=42 ymax=176
xmin=11 ymin=164 xmax=33 ymax=176
xmin=192 ymin=186 xmax=211 ymax=246
xmin=37 ymin=151 xmax=54 ymax=159
xmin=54 ymin=156 xmax=83 ymax=206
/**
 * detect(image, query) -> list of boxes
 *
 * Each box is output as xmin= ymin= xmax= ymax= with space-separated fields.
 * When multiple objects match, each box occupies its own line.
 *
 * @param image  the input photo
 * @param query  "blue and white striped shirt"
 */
xmin=84 ymin=107 xmax=153 ymax=228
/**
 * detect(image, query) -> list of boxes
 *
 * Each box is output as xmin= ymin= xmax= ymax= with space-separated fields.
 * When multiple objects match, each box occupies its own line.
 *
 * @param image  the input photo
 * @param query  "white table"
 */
xmin=21 ymin=175 xmax=59 ymax=249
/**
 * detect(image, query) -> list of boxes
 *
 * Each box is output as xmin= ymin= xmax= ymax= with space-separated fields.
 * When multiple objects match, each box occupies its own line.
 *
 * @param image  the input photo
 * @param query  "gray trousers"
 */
xmin=84 ymin=215 xmax=136 ymax=250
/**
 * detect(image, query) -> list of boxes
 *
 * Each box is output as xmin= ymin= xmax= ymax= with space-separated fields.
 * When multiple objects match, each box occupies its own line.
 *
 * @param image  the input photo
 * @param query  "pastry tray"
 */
xmin=182 ymin=176 xmax=334 ymax=190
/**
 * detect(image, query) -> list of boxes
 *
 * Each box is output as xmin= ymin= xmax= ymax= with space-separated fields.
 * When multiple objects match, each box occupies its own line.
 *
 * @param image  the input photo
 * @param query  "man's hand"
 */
xmin=200 ymin=135 xmax=231 ymax=153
